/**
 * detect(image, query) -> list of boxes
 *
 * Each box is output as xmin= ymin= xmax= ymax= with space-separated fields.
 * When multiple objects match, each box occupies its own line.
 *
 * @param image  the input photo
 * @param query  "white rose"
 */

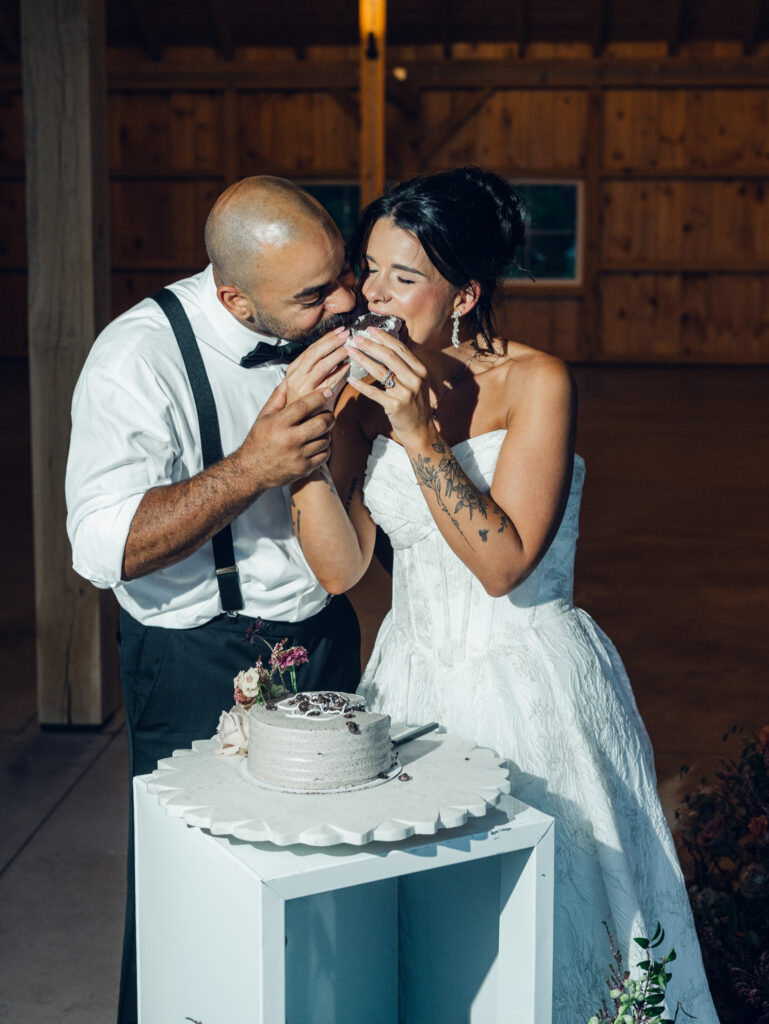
xmin=214 ymin=706 xmax=249 ymax=757
xmin=234 ymin=666 xmax=261 ymax=700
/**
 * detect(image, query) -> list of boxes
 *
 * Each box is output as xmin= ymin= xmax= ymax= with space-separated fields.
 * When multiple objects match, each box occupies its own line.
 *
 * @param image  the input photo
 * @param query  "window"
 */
xmin=302 ymin=183 xmax=361 ymax=242
xmin=506 ymin=181 xmax=581 ymax=284
xmin=303 ymin=179 xmax=581 ymax=284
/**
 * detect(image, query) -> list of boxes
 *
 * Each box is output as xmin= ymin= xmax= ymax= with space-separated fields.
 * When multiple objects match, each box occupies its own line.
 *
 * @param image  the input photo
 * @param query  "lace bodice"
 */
xmin=363 ymin=430 xmax=586 ymax=661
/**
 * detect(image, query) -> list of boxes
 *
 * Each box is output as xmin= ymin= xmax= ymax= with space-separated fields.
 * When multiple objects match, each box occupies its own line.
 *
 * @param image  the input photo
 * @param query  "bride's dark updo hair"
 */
xmin=348 ymin=166 xmax=526 ymax=350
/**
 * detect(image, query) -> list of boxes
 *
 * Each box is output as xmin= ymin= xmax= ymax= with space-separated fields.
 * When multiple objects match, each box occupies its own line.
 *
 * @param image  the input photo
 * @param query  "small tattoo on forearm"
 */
xmin=479 ymin=529 xmax=489 ymax=542
xmin=318 ymin=465 xmax=337 ymax=496
xmin=344 ymin=477 xmax=358 ymax=514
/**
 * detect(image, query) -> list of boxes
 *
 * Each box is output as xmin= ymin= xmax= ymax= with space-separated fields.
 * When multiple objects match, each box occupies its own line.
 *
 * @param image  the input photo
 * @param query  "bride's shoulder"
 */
xmin=492 ymin=339 xmax=575 ymax=406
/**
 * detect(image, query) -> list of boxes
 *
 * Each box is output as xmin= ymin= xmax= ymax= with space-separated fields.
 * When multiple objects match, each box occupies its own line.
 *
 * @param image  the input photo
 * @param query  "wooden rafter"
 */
xmin=416 ymin=87 xmax=495 ymax=164
xmin=516 ymin=0 xmax=528 ymax=58
xmin=442 ymin=0 xmax=453 ymax=60
xmin=667 ymin=0 xmax=688 ymax=56
xmin=592 ymin=0 xmax=610 ymax=58
xmin=329 ymin=89 xmax=361 ymax=127
xmin=387 ymin=76 xmax=420 ymax=119
xmin=287 ymin=7 xmax=306 ymax=61
xmin=743 ymin=0 xmax=763 ymax=55
xmin=0 ymin=3 xmax=19 ymax=62
xmin=202 ymin=0 xmax=234 ymax=61
xmin=129 ymin=0 xmax=162 ymax=60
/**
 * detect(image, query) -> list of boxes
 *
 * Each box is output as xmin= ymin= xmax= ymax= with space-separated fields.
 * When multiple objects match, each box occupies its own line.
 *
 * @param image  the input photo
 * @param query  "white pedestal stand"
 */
xmin=134 ymin=778 xmax=554 ymax=1024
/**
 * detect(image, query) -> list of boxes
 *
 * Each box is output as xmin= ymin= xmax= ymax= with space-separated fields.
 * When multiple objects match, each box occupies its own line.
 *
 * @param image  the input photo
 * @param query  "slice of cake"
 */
xmin=246 ymin=691 xmax=395 ymax=791
xmin=347 ymin=312 xmax=405 ymax=380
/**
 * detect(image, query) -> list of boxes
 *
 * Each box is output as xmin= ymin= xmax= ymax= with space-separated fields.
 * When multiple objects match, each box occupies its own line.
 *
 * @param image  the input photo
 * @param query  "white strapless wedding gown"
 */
xmin=359 ymin=431 xmax=719 ymax=1023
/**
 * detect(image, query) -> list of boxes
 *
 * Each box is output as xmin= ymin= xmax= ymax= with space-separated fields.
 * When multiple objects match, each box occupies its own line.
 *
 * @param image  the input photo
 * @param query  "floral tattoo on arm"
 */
xmin=410 ymin=439 xmax=511 ymax=546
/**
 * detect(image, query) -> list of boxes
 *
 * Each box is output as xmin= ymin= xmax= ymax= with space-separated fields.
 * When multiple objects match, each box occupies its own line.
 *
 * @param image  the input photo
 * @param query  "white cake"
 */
xmin=246 ymin=691 xmax=395 ymax=791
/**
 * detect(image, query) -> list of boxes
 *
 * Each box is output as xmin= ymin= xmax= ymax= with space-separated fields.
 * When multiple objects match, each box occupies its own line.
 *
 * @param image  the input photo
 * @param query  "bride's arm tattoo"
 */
xmin=410 ymin=445 xmax=473 ymax=547
xmin=435 ymin=441 xmax=488 ymax=521
xmin=413 ymin=439 xmax=511 ymax=546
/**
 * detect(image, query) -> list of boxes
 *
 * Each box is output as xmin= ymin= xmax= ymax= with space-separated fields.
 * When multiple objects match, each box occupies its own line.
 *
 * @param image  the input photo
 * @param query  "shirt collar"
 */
xmin=195 ymin=264 xmax=292 ymax=364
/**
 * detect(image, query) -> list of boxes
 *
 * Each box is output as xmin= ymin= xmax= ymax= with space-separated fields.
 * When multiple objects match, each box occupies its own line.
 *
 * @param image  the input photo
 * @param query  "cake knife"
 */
xmin=391 ymin=722 xmax=440 ymax=747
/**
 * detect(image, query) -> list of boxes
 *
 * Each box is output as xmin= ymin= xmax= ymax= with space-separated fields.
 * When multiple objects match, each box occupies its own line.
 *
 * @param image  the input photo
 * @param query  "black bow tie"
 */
xmin=240 ymin=339 xmax=308 ymax=368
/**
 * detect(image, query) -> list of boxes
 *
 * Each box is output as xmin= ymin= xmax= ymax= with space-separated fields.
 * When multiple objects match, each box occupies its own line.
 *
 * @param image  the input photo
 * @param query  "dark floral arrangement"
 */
xmin=214 ymin=618 xmax=310 ymax=757
xmin=234 ymin=617 xmax=309 ymax=709
xmin=675 ymin=725 xmax=769 ymax=1023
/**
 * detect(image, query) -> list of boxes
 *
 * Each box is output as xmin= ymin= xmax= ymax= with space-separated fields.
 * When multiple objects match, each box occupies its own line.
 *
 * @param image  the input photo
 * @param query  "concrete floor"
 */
xmin=1 ymin=360 xmax=767 ymax=1020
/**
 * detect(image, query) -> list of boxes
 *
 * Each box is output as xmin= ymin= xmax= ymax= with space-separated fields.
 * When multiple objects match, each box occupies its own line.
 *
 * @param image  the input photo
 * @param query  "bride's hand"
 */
xmin=283 ymin=326 xmax=351 ymax=408
xmin=344 ymin=328 xmax=433 ymax=444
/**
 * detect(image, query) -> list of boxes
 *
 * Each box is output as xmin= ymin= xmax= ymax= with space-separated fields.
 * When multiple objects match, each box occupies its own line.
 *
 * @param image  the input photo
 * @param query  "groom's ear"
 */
xmin=218 ymin=283 xmax=254 ymax=323
xmin=455 ymin=281 xmax=481 ymax=316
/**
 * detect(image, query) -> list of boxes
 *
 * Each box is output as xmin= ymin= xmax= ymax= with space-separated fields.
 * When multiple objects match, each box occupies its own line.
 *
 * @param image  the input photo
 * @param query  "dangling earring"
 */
xmin=451 ymin=309 xmax=462 ymax=348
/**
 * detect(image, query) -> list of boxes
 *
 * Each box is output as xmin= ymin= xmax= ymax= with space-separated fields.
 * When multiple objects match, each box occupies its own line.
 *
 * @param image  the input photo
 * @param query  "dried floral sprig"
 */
xmin=587 ymin=921 xmax=688 ymax=1024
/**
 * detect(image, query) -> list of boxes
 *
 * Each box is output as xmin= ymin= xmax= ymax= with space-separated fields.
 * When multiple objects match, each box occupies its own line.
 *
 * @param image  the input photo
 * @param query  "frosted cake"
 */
xmin=246 ymin=691 xmax=395 ymax=791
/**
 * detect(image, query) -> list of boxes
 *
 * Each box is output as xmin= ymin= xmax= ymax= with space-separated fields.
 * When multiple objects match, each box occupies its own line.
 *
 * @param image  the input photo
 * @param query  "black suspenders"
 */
xmin=151 ymin=287 xmax=244 ymax=613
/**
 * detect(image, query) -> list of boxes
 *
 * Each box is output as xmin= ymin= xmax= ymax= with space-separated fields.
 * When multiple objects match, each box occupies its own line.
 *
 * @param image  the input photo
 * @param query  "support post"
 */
xmin=359 ymin=0 xmax=387 ymax=210
xmin=21 ymin=0 xmax=118 ymax=724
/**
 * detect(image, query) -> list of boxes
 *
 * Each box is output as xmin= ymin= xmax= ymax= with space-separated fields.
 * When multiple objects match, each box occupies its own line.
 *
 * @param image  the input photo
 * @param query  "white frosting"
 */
xmin=247 ymin=691 xmax=394 ymax=791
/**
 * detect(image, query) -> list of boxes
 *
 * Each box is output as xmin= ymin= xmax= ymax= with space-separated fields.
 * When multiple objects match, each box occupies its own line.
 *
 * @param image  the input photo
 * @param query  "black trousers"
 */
xmin=116 ymin=596 xmax=360 ymax=1024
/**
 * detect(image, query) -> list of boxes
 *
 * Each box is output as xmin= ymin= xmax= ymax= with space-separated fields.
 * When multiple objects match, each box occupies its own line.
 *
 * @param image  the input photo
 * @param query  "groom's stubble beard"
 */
xmin=251 ymin=296 xmax=365 ymax=346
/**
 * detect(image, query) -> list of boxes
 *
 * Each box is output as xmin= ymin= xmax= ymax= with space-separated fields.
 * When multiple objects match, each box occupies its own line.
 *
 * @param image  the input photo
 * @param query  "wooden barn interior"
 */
xmin=1 ymin=0 xmax=768 ymax=1017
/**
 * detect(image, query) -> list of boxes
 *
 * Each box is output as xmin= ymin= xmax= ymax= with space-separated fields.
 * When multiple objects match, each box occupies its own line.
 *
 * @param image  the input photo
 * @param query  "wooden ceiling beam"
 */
xmin=442 ymin=0 xmax=453 ymax=59
xmin=129 ymin=0 xmax=162 ymax=61
xmin=592 ymin=0 xmax=610 ymax=58
xmin=0 ymin=3 xmax=20 ymax=62
xmin=667 ymin=0 xmax=688 ymax=56
xmin=6 ymin=57 xmax=769 ymax=92
xmin=287 ymin=7 xmax=306 ymax=61
xmin=743 ymin=0 xmax=763 ymax=55
xmin=516 ymin=0 xmax=528 ymax=58
xmin=202 ymin=0 xmax=234 ymax=61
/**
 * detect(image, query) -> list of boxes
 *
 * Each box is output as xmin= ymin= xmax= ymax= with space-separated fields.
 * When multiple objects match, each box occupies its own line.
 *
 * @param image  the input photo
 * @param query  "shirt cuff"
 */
xmin=70 ymin=491 xmax=145 ymax=589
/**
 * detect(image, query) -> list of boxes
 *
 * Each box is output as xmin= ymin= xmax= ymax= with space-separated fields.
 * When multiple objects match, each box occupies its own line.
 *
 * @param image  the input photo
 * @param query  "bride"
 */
xmin=284 ymin=166 xmax=719 ymax=1022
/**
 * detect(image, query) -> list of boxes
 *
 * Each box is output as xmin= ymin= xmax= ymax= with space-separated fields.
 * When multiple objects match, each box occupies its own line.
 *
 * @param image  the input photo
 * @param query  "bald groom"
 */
xmin=66 ymin=176 xmax=361 ymax=1024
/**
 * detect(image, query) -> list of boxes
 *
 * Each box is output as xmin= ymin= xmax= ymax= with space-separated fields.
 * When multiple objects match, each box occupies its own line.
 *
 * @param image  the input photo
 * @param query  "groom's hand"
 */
xmin=284 ymin=326 xmax=351 ymax=408
xmin=238 ymin=383 xmax=336 ymax=489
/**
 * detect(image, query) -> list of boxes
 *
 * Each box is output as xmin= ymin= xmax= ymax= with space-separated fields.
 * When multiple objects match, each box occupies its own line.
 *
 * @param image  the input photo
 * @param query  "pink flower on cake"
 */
xmin=214 ymin=706 xmax=249 ymax=757
xmin=273 ymin=645 xmax=309 ymax=672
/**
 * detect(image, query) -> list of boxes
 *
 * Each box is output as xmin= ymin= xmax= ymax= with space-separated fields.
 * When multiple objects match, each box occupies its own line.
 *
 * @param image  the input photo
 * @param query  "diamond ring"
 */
xmin=383 ymin=371 xmax=396 ymax=389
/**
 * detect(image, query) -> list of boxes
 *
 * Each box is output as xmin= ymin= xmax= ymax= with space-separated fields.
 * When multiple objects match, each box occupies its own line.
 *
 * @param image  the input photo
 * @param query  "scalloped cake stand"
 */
xmin=147 ymin=725 xmax=510 ymax=846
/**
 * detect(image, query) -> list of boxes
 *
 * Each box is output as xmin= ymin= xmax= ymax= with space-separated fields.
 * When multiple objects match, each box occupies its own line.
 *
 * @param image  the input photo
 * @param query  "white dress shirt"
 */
xmin=66 ymin=266 xmax=330 ymax=628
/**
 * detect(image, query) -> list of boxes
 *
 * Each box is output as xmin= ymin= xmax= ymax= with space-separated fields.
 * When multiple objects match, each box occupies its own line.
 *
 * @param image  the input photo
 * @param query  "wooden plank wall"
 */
xmin=2 ymin=41 xmax=769 ymax=362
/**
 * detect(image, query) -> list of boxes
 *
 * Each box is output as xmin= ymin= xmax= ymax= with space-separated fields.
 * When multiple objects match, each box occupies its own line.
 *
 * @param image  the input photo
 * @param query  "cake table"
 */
xmin=134 ymin=727 xmax=554 ymax=1023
